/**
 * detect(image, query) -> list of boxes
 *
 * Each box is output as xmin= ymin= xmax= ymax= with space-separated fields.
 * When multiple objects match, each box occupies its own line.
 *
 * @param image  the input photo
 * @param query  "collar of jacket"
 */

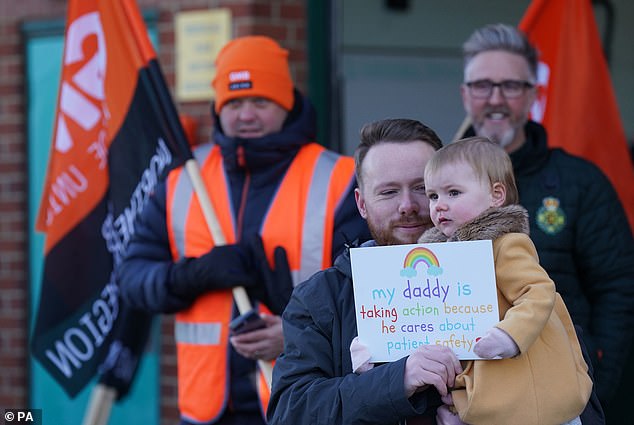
xmin=418 ymin=205 xmax=530 ymax=243
xmin=334 ymin=239 xmax=377 ymax=279
xmin=212 ymin=89 xmax=317 ymax=173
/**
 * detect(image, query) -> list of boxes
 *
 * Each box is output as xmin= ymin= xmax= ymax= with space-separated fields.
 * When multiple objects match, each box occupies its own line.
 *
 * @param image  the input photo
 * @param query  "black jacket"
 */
xmin=466 ymin=121 xmax=634 ymax=402
xmin=268 ymin=243 xmax=441 ymax=425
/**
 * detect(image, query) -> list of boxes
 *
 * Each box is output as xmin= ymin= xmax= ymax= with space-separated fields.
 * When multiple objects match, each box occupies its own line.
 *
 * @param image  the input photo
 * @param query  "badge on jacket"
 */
xmin=536 ymin=196 xmax=566 ymax=235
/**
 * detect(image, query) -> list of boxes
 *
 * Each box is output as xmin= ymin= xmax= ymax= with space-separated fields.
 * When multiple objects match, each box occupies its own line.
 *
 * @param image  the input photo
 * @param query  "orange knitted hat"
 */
xmin=212 ymin=36 xmax=294 ymax=113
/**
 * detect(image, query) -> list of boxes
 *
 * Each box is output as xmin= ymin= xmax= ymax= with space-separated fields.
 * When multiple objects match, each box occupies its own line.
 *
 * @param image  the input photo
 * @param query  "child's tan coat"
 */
xmin=419 ymin=206 xmax=592 ymax=425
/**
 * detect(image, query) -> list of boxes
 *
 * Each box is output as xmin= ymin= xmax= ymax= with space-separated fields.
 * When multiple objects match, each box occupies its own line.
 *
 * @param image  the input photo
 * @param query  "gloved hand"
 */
xmin=168 ymin=243 xmax=256 ymax=300
xmin=473 ymin=326 xmax=519 ymax=359
xmin=249 ymin=234 xmax=294 ymax=315
xmin=350 ymin=336 xmax=374 ymax=373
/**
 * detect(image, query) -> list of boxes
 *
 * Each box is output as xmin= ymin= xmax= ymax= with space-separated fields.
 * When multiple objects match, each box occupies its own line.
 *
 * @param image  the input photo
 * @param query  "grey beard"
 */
xmin=475 ymin=126 xmax=515 ymax=150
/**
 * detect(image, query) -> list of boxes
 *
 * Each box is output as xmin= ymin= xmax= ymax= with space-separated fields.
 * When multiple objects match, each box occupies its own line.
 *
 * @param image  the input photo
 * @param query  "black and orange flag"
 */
xmin=32 ymin=0 xmax=192 ymax=397
xmin=519 ymin=0 xmax=634 ymax=230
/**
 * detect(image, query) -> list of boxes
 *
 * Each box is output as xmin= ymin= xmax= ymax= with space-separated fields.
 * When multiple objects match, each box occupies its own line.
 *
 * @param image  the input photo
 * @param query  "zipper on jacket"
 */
xmin=237 ymin=145 xmax=246 ymax=168
xmin=235 ymin=171 xmax=250 ymax=240
xmin=234 ymin=144 xmax=250 ymax=240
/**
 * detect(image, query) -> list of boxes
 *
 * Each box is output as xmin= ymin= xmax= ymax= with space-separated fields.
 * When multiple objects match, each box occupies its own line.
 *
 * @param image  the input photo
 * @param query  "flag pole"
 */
xmin=81 ymin=384 xmax=116 ymax=425
xmin=452 ymin=116 xmax=471 ymax=142
xmin=184 ymin=159 xmax=274 ymax=387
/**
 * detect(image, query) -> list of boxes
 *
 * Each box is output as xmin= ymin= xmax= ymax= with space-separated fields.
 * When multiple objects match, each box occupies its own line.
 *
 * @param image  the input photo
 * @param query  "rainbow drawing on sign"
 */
xmin=404 ymin=247 xmax=439 ymax=269
xmin=400 ymin=247 xmax=443 ymax=278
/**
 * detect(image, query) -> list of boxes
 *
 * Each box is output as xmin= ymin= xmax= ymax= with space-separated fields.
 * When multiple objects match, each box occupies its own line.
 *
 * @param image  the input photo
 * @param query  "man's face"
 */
xmin=219 ymin=97 xmax=288 ymax=138
xmin=462 ymin=50 xmax=536 ymax=153
xmin=355 ymin=141 xmax=437 ymax=245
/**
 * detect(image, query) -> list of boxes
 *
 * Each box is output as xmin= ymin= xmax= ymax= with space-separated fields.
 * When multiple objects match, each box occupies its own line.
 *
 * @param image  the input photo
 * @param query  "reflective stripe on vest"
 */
xmin=174 ymin=321 xmax=221 ymax=345
xmin=166 ymin=142 xmax=355 ymax=422
xmin=298 ymin=149 xmax=337 ymax=284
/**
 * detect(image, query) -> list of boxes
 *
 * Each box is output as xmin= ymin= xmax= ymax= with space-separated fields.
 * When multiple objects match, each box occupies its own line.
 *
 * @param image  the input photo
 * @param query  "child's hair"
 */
xmin=424 ymin=136 xmax=519 ymax=206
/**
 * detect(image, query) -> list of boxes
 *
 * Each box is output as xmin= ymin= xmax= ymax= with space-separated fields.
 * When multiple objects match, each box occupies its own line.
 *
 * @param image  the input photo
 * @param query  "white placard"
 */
xmin=351 ymin=240 xmax=500 ymax=361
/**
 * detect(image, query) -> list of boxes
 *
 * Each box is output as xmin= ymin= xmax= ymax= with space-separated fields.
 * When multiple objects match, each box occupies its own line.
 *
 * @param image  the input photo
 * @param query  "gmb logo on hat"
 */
xmin=228 ymin=70 xmax=252 ymax=91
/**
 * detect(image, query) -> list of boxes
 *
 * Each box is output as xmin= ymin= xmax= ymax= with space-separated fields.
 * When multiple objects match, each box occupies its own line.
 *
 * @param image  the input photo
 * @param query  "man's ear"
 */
xmin=491 ymin=182 xmax=506 ymax=207
xmin=354 ymin=187 xmax=368 ymax=219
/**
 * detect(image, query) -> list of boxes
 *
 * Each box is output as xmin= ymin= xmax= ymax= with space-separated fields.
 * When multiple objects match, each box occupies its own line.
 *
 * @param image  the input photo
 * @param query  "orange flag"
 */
xmin=519 ymin=0 xmax=634 ymax=230
xmin=31 ymin=0 xmax=190 ymax=397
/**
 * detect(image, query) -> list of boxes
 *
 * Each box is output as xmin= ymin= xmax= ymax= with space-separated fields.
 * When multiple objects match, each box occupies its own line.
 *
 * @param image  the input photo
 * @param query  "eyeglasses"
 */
xmin=464 ymin=79 xmax=535 ymax=99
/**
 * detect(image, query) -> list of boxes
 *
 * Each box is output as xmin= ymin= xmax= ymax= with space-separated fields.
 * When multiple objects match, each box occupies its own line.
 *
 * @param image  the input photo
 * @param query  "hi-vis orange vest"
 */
xmin=165 ymin=142 xmax=355 ymax=423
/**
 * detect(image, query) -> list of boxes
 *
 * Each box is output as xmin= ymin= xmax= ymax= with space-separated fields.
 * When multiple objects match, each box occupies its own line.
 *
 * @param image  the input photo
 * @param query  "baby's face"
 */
xmin=425 ymin=161 xmax=498 ymax=237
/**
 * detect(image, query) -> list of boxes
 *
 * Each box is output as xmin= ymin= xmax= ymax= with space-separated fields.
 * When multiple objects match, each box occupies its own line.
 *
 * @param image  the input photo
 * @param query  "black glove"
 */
xmin=249 ymin=235 xmax=294 ymax=315
xmin=168 ymin=244 xmax=256 ymax=300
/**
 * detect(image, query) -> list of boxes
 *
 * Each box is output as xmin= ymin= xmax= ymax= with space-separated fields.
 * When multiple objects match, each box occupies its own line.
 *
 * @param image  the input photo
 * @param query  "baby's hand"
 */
xmin=350 ymin=336 xmax=374 ymax=373
xmin=441 ymin=393 xmax=453 ymax=405
xmin=436 ymin=404 xmax=467 ymax=425
xmin=473 ymin=327 xmax=519 ymax=359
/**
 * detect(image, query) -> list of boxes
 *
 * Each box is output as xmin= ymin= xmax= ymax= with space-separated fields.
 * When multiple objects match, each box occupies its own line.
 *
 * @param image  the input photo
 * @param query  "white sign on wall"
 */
xmin=175 ymin=9 xmax=231 ymax=102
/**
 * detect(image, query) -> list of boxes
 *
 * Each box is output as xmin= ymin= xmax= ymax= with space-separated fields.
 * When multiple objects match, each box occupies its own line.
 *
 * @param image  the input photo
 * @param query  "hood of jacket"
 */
xmin=212 ymin=89 xmax=317 ymax=173
xmin=333 ymin=240 xmax=377 ymax=281
xmin=418 ymin=205 xmax=529 ymax=243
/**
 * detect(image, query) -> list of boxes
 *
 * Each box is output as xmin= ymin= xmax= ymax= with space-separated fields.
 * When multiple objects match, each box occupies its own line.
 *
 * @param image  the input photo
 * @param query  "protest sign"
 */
xmin=351 ymin=240 xmax=499 ymax=361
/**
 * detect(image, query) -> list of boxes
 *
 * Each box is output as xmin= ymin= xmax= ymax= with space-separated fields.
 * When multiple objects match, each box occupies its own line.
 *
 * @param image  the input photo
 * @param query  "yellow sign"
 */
xmin=175 ymin=9 xmax=231 ymax=102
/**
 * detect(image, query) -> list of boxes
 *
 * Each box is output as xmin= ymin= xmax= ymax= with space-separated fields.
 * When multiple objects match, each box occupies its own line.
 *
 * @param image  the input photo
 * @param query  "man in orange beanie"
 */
xmin=117 ymin=35 xmax=370 ymax=425
xmin=212 ymin=35 xmax=294 ymax=113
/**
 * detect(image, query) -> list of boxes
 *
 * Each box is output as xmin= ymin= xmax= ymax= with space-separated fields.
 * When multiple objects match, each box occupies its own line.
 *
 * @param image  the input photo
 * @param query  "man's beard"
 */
xmin=478 ymin=126 xmax=515 ymax=149
xmin=366 ymin=215 xmax=433 ymax=246
xmin=472 ymin=106 xmax=521 ymax=149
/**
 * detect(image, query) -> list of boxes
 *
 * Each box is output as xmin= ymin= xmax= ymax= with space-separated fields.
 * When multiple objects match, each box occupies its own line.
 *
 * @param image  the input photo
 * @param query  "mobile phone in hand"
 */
xmin=229 ymin=309 xmax=266 ymax=335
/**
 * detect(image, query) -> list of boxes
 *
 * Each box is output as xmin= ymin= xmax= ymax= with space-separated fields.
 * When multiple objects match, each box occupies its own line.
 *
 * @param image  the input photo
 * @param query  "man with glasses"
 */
xmin=459 ymin=24 xmax=634 ymax=422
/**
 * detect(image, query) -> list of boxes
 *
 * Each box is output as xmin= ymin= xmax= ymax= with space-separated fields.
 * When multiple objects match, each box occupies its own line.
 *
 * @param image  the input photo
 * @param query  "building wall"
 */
xmin=337 ymin=0 xmax=634 ymax=152
xmin=0 ymin=0 xmax=307 ymax=421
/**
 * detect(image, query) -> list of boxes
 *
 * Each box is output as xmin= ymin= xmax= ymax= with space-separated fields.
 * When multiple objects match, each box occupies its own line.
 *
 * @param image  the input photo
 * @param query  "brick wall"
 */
xmin=0 ymin=0 xmax=307 ymax=421
xmin=0 ymin=6 xmax=41 ymax=410
xmin=144 ymin=0 xmax=309 ymax=150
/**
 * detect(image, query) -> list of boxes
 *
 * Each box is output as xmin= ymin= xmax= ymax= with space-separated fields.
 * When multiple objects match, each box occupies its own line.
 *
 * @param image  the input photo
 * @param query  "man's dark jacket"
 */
xmin=465 ymin=121 xmax=634 ymax=403
xmin=268 ymin=242 xmax=441 ymax=425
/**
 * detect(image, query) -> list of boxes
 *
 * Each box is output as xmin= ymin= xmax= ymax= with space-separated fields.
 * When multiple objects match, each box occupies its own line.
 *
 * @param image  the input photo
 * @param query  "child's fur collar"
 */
xmin=418 ymin=205 xmax=529 ymax=243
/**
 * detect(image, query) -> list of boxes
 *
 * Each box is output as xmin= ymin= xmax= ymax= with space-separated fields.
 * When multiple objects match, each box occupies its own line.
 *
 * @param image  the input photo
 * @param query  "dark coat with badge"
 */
xmin=465 ymin=121 xmax=634 ymax=405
